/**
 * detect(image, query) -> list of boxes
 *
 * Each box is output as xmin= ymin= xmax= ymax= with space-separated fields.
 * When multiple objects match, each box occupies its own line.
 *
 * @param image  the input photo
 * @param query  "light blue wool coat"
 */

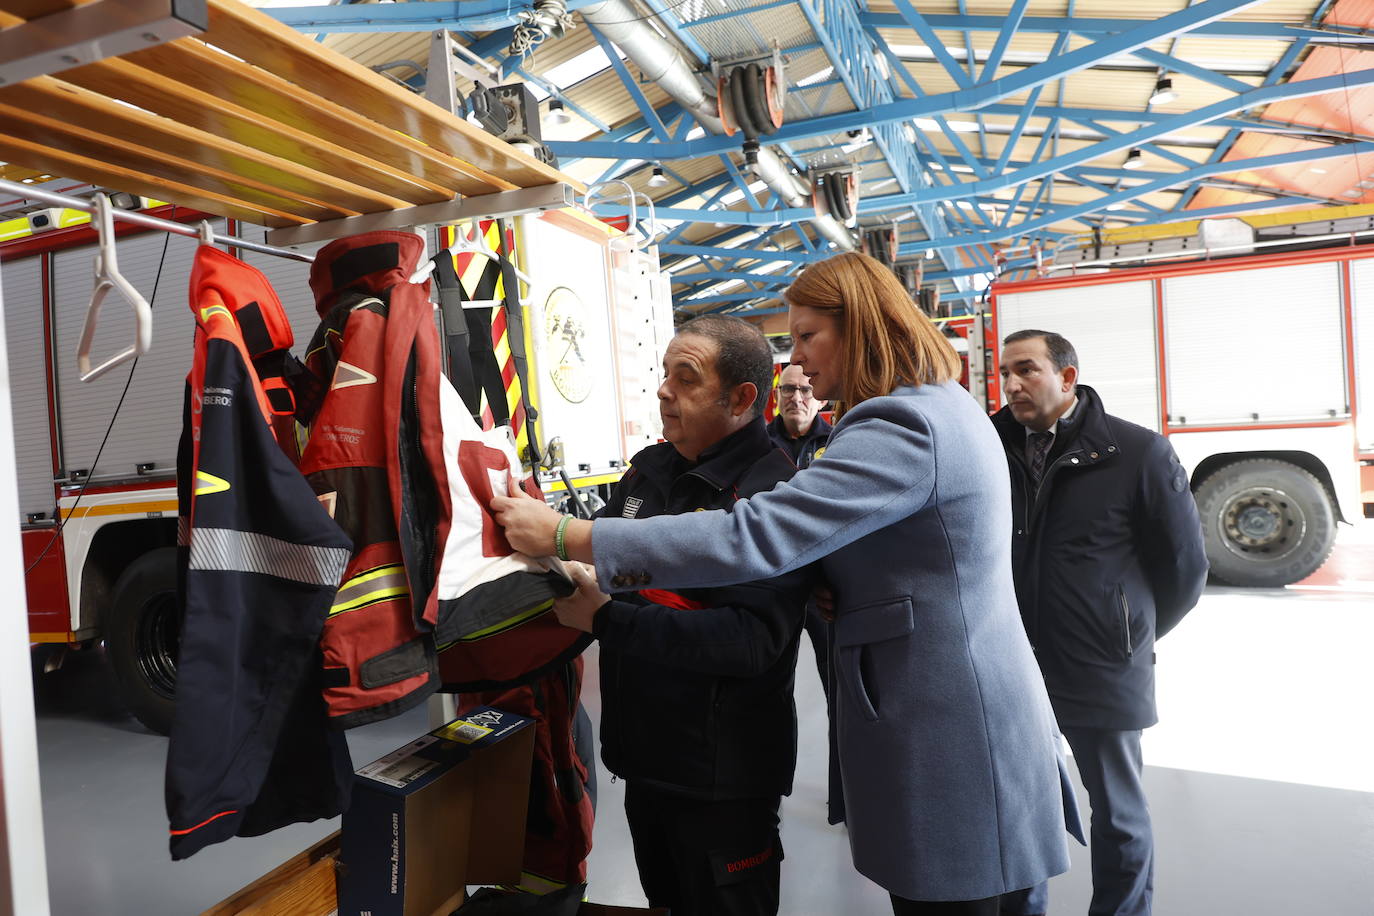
xmin=594 ymin=381 xmax=1080 ymax=902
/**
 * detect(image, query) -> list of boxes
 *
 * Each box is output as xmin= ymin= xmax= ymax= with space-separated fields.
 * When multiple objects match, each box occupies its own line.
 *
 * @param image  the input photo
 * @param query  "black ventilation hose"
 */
xmin=730 ymin=65 xmax=758 ymax=139
xmin=743 ymin=62 xmax=774 ymax=139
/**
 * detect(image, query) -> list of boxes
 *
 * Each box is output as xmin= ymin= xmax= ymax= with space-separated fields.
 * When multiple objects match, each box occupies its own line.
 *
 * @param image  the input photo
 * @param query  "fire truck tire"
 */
xmin=105 ymin=547 xmax=179 ymax=735
xmin=1194 ymin=459 xmax=1337 ymax=588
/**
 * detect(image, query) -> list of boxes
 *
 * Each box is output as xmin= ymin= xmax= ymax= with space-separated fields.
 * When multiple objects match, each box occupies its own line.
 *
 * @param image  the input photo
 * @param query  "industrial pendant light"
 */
xmin=1149 ymin=76 xmax=1177 ymax=106
xmin=1122 ymin=148 xmax=1144 ymax=170
xmin=545 ymin=99 xmax=572 ymax=127
xmin=648 ymin=164 xmax=669 ymax=188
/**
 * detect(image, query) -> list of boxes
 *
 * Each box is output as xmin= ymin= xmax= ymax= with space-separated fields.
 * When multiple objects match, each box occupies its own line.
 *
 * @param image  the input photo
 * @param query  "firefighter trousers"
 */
xmin=623 ymin=782 xmax=782 ymax=916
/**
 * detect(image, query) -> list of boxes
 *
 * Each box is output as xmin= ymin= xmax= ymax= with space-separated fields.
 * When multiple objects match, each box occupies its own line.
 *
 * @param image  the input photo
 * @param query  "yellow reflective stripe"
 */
xmin=456 ymin=598 xmax=553 ymax=642
xmin=199 ymin=304 xmax=231 ymax=323
xmin=195 ymin=471 xmax=230 ymax=495
xmin=330 ymin=564 xmax=410 ymax=616
xmin=329 ymin=585 xmax=409 ymax=616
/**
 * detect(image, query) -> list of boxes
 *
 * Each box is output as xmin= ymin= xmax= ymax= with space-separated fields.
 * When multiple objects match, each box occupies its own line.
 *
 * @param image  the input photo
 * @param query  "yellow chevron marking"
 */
xmin=195 ymin=471 xmax=230 ymax=495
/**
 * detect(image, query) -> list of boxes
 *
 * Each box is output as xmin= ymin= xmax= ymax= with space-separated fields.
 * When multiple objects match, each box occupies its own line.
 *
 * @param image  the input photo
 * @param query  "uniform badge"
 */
xmin=623 ymin=496 xmax=643 ymax=518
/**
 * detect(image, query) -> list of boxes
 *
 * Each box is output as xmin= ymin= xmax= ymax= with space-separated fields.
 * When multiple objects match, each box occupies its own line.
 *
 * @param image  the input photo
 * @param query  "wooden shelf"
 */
xmin=0 ymin=0 xmax=584 ymax=229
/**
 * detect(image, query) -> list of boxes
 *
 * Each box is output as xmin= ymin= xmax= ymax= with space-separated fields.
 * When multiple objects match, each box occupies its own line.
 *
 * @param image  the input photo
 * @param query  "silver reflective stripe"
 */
xmin=189 ymin=527 xmax=349 ymax=587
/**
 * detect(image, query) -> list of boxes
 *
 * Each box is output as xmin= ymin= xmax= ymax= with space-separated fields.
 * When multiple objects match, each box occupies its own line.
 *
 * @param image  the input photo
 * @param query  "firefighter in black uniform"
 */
xmin=550 ymin=315 xmax=810 ymax=916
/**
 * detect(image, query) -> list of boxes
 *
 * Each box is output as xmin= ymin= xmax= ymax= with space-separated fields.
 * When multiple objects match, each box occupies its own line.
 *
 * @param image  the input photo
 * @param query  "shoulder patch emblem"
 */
xmin=1172 ymin=470 xmax=1188 ymax=493
xmin=622 ymin=496 xmax=644 ymax=518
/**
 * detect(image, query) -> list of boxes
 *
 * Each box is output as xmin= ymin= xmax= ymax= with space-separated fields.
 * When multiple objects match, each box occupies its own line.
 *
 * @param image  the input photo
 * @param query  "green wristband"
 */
xmin=554 ymin=515 xmax=572 ymax=561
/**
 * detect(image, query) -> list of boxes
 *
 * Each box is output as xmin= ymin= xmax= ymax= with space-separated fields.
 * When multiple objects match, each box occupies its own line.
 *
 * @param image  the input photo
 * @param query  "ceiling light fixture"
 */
xmin=1149 ymin=76 xmax=1177 ymax=106
xmin=1122 ymin=148 xmax=1144 ymax=170
xmin=648 ymin=164 xmax=669 ymax=188
xmin=544 ymin=99 xmax=572 ymax=127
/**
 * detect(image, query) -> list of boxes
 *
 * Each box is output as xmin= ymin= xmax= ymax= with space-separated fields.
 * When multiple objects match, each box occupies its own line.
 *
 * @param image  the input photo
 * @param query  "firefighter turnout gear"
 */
xmin=168 ymin=245 xmax=353 ymax=860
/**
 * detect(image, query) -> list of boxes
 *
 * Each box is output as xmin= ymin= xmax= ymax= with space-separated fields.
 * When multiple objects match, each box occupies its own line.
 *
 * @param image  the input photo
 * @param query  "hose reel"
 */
xmin=812 ymin=169 xmax=859 ymax=226
xmin=717 ymin=60 xmax=786 ymax=140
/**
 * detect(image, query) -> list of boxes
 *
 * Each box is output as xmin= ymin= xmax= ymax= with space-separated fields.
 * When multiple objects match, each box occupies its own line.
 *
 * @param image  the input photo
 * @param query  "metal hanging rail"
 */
xmin=0 ymin=177 xmax=315 ymax=262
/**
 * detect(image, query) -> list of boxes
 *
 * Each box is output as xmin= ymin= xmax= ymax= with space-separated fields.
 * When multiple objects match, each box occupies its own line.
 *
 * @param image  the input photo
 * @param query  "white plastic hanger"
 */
xmin=197 ymin=219 xmax=217 ymax=247
xmin=409 ymin=222 xmax=534 ymax=286
xmin=583 ymin=179 xmax=660 ymax=252
xmin=76 ymin=195 xmax=153 ymax=383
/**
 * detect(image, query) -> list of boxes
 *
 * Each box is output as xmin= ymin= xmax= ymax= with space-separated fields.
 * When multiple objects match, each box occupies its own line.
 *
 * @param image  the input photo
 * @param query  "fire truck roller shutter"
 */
xmin=1194 ymin=458 xmax=1337 ymax=588
xmin=0 ymin=255 xmax=54 ymax=521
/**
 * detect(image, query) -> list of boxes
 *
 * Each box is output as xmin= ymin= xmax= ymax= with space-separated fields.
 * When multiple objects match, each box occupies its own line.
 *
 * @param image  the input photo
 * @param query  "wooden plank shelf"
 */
xmin=0 ymin=0 xmax=583 ymax=229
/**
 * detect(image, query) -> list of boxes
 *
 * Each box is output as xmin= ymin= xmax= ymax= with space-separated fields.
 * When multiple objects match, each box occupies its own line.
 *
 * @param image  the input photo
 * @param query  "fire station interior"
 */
xmin=3 ymin=1 xmax=1374 ymax=914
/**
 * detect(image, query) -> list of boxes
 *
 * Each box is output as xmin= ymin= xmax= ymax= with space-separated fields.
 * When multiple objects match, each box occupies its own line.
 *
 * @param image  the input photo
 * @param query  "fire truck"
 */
xmin=962 ymin=208 xmax=1374 ymax=589
xmin=3 ymin=196 xmax=672 ymax=734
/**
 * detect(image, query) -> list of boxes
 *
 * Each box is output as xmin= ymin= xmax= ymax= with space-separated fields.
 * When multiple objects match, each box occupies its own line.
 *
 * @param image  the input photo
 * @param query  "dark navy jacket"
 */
xmin=767 ymin=412 xmax=831 ymax=469
xmin=992 ymin=384 xmax=1209 ymax=730
xmin=592 ymin=418 xmax=809 ymax=800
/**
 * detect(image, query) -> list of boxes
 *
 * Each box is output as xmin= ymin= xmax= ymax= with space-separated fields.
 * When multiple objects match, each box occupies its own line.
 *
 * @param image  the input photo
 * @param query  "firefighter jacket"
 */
xmin=300 ymin=233 xmax=579 ymax=725
xmin=592 ymin=420 xmax=811 ymax=800
xmin=168 ymin=246 xmax=354 ymax=860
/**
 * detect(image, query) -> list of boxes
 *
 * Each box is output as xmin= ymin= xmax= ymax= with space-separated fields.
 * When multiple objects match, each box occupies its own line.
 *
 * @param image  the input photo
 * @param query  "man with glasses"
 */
xmin=767 ymin=362 xmax=843 ymax=824
xmin=768 ymin=364 xmax=831 ymax=470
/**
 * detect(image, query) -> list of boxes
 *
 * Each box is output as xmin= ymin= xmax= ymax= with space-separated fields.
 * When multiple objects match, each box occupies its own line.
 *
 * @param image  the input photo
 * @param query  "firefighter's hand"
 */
xmin=553 ymin=563 xmax=609 ymax=633
xmin=491 ymin=483 xmax=595 ymax=562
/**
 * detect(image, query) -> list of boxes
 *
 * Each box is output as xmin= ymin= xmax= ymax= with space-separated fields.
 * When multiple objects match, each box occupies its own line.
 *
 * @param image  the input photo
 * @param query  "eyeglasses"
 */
xmin=778 ymin=384 xmax=814 ymax=398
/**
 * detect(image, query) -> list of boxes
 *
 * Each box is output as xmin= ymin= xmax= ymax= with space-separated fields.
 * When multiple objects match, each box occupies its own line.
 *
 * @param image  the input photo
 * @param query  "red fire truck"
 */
xmin=973 ymin=221 xmax=1374 ymax=589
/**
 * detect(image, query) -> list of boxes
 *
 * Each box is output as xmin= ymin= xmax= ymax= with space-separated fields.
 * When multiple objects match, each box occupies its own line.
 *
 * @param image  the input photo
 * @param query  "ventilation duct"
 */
xmin=578 ymin=0 xmax=854 ymax=251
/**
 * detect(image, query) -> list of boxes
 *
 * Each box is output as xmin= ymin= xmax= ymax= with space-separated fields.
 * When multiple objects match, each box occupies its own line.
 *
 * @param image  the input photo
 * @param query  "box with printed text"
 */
xmin=337 ymin=706 xmax=535 ymax=916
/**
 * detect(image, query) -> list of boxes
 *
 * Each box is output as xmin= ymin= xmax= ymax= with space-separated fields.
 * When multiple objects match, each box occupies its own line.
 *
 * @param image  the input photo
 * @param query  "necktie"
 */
xmin=1028 ymin=431 xmax=1054 ymax=483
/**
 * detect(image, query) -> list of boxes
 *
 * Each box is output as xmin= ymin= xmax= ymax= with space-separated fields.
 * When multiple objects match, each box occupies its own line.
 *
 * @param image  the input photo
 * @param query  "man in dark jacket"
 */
xmin=550 ymin=315 xmax=809 ymax=916
xmin=992 ymin=330 xmax=1208 ymax=916
xmin=767 ymin=363 xmax=831 ymax=468
xmin=766 ymin=362 xmax=843 ymax=825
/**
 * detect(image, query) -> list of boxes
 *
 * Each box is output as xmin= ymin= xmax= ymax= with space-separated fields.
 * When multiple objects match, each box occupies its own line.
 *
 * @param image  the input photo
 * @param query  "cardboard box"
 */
xmin=337 ymin=707 xmax=536 ymax=916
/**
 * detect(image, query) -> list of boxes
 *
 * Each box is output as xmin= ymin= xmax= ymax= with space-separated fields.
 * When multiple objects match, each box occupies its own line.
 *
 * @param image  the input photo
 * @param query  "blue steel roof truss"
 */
xmin=262 ymin=1 xmax=1374 ymax=314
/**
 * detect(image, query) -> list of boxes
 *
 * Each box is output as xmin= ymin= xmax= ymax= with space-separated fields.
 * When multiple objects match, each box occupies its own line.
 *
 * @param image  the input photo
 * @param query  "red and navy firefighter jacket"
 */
xmin=299 ymin=233 xmax=580 ymax=723
xmin=168 ymin=246 xmax=353 ymax=859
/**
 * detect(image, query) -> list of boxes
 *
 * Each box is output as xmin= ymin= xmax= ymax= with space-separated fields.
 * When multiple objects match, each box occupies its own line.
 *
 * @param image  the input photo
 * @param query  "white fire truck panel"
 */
xmin=521 ymin=213 xmax=626 ymax=477
xmin=1162 ymin=262 xmax=1347 ymax=426
xmin=609 ymin=244 xmax=671 ymax=459
xmin=0 ymin=255 xmax=53 ymax=520
xmin=995 ymin=279 xmax=1161 ymax=431
xmin=1347 ymin=258 xmax=1374 ymax=453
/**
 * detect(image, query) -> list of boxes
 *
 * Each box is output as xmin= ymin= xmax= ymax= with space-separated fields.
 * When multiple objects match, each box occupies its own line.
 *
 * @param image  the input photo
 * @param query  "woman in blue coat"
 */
xmin=494 ymin=252 xmax=1079 ymax=914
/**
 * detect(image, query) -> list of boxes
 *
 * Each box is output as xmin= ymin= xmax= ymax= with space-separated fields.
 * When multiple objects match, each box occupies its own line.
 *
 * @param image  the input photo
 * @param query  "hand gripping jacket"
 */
xmin=168 ymin=246 xmax=354 ymax=859
xmin=300 ymin=233 xmax=582 ymax=725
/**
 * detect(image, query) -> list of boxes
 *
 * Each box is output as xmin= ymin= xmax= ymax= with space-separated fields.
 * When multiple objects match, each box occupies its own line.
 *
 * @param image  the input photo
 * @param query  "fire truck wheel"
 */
xmin=1195 ymin=459 xmax=1337 ymax=588
xmin=105 ymin=547 xmax=179 ymax=735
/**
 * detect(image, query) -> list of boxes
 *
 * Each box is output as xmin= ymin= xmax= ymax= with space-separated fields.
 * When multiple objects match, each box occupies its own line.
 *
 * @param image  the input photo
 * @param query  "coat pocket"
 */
xmin=1115 ymin=585 xmax=1134 ymax=658
xmin=834 ymin=598 xmax=914 ymax=722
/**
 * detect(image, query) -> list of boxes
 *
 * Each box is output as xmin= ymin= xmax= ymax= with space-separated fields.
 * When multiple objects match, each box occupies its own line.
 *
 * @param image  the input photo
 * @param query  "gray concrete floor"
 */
xmin=32 ymin=525 xmax=1374 ymax=915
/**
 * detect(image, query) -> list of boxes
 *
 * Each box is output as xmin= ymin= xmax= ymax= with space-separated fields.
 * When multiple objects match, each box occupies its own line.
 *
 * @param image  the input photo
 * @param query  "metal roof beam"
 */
xmin=857 ymin=12 xmax=1355 ymax=43
xmin=267 ymin=0 xmax=603 ymax=33
xmin=981 ymin=0 xmax=1031 ymax=81
xmin=549 ymin=64 xmax=1374 ymax=163
xmin=896 ymin=141 xmax=1374 ymax=253
xmin=852 ymin=69 xmax=1374 ymax=210
xmin=888 ymin=0 xmax=973 ymax=89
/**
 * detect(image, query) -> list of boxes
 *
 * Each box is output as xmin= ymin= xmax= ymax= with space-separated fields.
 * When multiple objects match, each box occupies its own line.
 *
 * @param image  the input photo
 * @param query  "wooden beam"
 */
xmin=201 ymin=0 xmax=580 ymax=194
xmin=56 ymin=57 xmax=446 ymax=206
xmin=0 ymin=98 xmax=351 ymax=222
xmin=0 ymin=134 xmax=307 ymax=226
xmin=128 ymin=38 xmax=505 ymax=198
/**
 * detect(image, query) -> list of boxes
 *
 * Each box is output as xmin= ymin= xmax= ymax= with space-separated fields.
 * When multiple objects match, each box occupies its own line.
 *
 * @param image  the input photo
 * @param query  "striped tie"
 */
xmin=1029 ymin=431 xmax=1054 ymax=483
